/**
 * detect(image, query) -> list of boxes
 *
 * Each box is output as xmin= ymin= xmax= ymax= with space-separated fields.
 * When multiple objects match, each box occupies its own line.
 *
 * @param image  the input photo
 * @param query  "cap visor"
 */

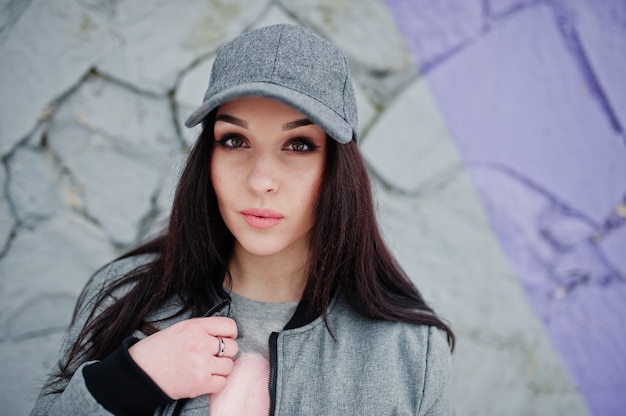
xmin=184 ymin=82 xmax=353 ymax=144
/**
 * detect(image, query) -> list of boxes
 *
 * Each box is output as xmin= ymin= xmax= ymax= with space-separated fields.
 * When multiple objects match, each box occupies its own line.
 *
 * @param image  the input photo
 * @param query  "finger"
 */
xmin=214 ymin=336 xmax=226 ymax=357
xmin=213 ymin=337 xmax=238 ymax=358
xmin=206 ymin=375 xmax=228 ymax=394
xmin=211 ymin=357 xmax=235 ymax=376
xmin=224 ymin=338 xmax=238 ymax=357
xmin=193 ymin=316 xmax=238 ymax=338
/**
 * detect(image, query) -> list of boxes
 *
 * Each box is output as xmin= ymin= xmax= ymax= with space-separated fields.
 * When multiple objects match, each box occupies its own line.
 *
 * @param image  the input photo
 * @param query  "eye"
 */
xmin=285 ymin=138 xmax=318 ymax=153
xmin=216 ymin=134 xmax=247 ymax=149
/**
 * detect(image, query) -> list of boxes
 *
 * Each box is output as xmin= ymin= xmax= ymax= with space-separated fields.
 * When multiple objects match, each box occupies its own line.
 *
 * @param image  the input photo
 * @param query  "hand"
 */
xmin=128 ymin=316 xmax=238 ymax=400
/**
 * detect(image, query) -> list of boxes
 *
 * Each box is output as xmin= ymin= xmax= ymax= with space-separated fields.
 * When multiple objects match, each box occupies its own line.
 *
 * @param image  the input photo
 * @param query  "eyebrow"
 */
xmin=215 ymin=114 xmax=248 ymax=128
xmin=215 ymin=114 xmax=313 ymax=131
xmin=282 ymin=118 xmax=313 ymax=130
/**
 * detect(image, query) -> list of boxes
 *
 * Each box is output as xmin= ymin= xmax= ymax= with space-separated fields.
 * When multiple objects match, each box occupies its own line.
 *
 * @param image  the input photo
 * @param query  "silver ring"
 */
xmin=217 ymin=336 xmax=225 ymax=357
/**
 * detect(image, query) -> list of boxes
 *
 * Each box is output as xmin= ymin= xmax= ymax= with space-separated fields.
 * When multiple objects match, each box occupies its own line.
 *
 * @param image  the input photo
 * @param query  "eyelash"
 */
xmin=215 ymin=135 xmax=319 ymax=153
xmin=286 ymin=138 xmax=319 ymax=153
xmin=216 ymin=134 xmax=246 ymax=149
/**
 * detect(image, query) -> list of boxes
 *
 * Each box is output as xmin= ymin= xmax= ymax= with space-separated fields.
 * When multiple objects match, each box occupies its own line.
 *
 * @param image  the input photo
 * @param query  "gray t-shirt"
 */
xmin=229 ymin=291 xmax=298 ymax=359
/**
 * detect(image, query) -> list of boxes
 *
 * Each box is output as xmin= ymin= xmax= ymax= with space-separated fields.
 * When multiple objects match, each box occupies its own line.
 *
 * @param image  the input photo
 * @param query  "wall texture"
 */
xmin=0 ymin=0 xmax=623 ymax=415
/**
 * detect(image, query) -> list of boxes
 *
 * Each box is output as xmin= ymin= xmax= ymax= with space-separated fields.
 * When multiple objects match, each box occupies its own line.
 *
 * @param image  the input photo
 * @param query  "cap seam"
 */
xmin=341 ymin=57 xmax=349 ymax=121
xmin=270 ymin=25 xmax=285 ymax=79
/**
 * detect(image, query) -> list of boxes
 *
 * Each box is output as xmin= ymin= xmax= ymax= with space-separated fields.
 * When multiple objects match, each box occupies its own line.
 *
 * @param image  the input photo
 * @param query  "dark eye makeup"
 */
xmin=215 ymin=134 xmax=247 ymax=148
xmin=285 ymin=138 xmax=320 ymax=153
xmin=215 ymin=134 xmax=320 ymax=153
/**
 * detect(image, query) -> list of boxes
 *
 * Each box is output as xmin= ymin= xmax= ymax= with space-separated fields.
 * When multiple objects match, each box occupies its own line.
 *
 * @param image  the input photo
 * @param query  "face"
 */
xmin=211 ymin=96 xmax=327 ymax=259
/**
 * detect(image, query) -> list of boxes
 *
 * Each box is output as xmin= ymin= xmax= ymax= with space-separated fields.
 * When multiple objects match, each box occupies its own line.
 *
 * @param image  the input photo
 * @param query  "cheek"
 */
xmin=311 ymin=161 xmax=325 ymax=198
xmin=210 ymin=157 xmax=228 ymax=207
xmin=211 ymin=157 xmax=246 ymax=210
xmin=210 ymin=152 xmax=231 ymax=190
xmin=301 ymin=167 xmax=324 ymax=209
xmin=305 ymin=178 xmax=321 ymax=204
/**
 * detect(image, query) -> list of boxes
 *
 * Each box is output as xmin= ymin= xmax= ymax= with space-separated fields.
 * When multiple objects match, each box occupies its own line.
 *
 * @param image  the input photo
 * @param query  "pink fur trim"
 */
xmin=209 ymin=353 xmax=270 ymax=416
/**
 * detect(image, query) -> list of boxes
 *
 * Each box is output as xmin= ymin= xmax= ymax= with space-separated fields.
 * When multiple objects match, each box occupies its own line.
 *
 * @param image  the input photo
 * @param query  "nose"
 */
xmin=247 ymin=152 xmax=278 ymax=194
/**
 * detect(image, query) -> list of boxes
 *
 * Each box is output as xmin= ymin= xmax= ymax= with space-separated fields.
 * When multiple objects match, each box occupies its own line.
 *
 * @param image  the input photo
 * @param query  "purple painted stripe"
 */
xmin=385 ymin=1 xmax=626 ymax=415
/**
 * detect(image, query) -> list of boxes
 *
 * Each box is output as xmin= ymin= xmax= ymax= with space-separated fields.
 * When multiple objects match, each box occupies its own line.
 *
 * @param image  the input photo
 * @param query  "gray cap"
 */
xmin=184 ymin=24 xmax=358 ymax=144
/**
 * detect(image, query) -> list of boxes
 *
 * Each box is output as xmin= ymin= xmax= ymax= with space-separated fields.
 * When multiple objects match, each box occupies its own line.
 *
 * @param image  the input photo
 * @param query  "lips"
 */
xmin=240 ymin=208 xmax=284 ymax=229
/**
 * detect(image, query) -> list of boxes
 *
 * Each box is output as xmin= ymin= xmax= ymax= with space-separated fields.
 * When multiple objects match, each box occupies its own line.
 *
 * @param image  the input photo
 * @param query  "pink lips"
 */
xmin=240 ymin=208 xmax=284 ymax=229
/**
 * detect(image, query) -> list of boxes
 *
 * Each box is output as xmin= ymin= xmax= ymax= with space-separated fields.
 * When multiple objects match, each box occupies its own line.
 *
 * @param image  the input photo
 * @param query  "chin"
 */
xmin=234 ymin=231 xmax=309 ymax=258
xmin=238 ymin=240 xmax=288 ymax=257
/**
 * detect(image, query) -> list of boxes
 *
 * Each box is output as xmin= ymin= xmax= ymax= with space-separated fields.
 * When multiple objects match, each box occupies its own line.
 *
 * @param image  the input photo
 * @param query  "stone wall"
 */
xmin=1 ymin=0 xmax=623 ymax=415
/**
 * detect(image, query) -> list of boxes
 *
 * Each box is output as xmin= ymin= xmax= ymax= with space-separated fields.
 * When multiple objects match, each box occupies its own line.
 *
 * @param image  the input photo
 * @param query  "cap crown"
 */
xmin=186 ymin=24 xmax=358 ymax=143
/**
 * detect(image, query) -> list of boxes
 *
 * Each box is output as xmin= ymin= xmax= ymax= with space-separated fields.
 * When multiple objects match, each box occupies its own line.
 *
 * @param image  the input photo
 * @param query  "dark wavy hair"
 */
xmin=53 ymin=110 xmax=454 ymax=386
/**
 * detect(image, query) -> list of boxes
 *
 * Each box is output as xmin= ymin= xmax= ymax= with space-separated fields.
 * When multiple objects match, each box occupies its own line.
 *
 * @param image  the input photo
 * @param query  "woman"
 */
xmin=32 ymin=24 xmax=454 ymax=415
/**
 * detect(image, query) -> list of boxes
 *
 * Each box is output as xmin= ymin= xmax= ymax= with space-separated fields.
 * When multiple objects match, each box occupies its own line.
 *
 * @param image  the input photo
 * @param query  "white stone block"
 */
xmin=7 ymin=147 xmax=66 ymax=227
xmin=0 ymin=212 xmax=115 ymax=337
xmin=362 ymin=78 xmax=460 ymax=192
xmin=52 ymin=77 xmax=179 ymax=168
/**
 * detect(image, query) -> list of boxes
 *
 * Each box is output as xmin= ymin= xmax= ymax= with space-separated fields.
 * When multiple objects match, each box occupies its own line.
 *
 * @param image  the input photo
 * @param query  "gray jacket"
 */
xmin=31 ymin=255 xmax=453 ymax=415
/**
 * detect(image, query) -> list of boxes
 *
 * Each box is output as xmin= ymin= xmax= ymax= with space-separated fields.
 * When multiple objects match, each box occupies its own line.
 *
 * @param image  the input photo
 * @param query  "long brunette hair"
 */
xmin=54 ymin=111 xmax=454 ymax=384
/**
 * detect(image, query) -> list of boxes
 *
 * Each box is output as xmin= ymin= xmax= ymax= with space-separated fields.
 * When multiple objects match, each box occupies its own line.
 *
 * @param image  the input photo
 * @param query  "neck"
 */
xmin=226 ymin=242 xmax=308 ymax=303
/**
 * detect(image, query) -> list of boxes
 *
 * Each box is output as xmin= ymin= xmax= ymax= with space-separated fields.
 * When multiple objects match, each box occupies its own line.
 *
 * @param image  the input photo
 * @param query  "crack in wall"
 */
xmin=469 ymin=162 xmax=626 ymax=298
xmin=417 ymin=0 xmax=545 ymax=76
xmin=481 ymin=0 xmax=491 ymax=24
xmin=366 ymin=157 xmax=466 ymax=200
xmin=471 ymin=162 xmax=598 ymax=226
xmin=0 ymin=161 xmax=17 ymax=259
xmin=135 ymin=183 xmax=168 ymax=247
xmin=89 ymin=68 xmax=168 ymax=100
xmin=548 ymin=0 xmax=624 ymax=135
xmin=167 ymin=87 xmax=189 ymax=152
xmin=487 ymin=0 xmax=545 ymax=20
xmin=43 ymin=131 xmax=97 ymax=226
xmin=1 ymin=124 xmax=116 ymax=261
xmin=357 ymin=70 xmax=418 ymax=144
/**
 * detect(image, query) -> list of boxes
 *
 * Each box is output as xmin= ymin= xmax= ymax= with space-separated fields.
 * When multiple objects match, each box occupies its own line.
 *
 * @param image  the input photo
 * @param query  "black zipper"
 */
xmin=268 ymin=332 xmax=279 ymax=416
xmin=203 ymin=299 xmax=230 ymax=317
